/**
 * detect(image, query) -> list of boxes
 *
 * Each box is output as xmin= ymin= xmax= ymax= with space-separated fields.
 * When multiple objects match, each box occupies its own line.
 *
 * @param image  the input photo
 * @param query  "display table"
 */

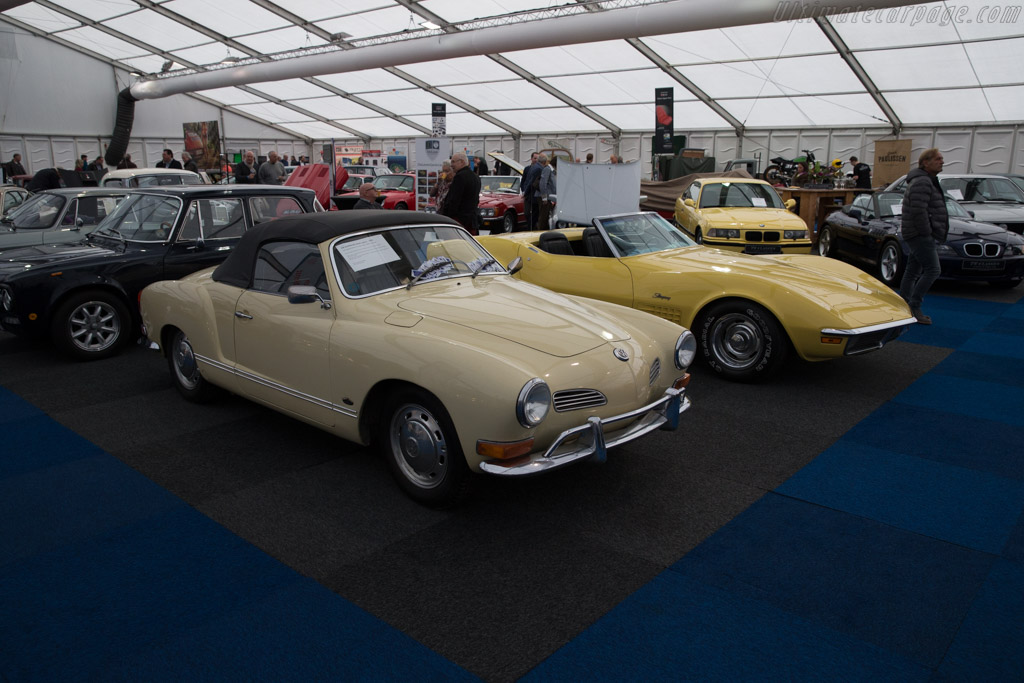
xmin=777 ymin=187 xmax=872 ymax=245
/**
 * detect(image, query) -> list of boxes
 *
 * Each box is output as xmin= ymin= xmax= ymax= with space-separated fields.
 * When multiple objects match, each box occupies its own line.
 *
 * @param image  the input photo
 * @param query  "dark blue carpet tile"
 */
xmin=0 ymin=454 xmax=182 ymax=567
xmin=962 ymin=332 xmax=1024 ymax=360
xmin=841 ymin=402 xmax=1024 ymax=481
xmin=0 ymin=386 xmax=43 ymax=425
xmin=931 ymin=350 xmax=1024 ymax=390
xmin=900 ymin=325 xmax=976 ymax=349
xmin=927 ymin=295 xmax=1011 ymax=317
xmin=895 ymin=374 xmax=1024 ymax=428
xmin=0 ymin=506 xmax=303 ymax=680
xmin=103 ymin=579 xmax=477 ymax=682
xmin=668 ymin=494 xmax=995 ymax=668
xmin=520 ymin=570 xmax=929 ymax=682
xmin=776 ymin=441 xmax=1024 ymax=554
xmin=983 ymin=315 xmax=1024 ymax=336
xmin=1005 ymin=508 xmax=1024 ymax=565
xmin=0 ymin=413 xmax=106 ymax=479
xmin=936 ymin=559 xmax=1024 ymax=681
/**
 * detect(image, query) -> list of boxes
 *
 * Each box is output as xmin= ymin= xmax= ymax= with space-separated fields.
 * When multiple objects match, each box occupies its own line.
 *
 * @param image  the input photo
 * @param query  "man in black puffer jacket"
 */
xmin=898 ymin=148 xmax=948 ymax=325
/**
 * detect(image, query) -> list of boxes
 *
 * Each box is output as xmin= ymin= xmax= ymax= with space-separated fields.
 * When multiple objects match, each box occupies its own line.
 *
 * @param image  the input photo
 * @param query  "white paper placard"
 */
xmin=337 ymin=234 xmax=401 ymax=271
xmin=751 ymin=197 xmax=767 ymax=207
xmin=947 ymin=188 xmax=964 ymax=200
xmin=892 ymin=202 xmax=903 ymax=214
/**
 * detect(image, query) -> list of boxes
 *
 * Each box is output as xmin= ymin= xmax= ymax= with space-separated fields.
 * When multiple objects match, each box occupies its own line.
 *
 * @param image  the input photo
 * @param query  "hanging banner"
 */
xmin=182 ymin=120 xmax=221 ymax=170
xmin=873 ymin=139 xmax=913 ymax=188
xmin=654 ymin=88 xmax=674 ymax=154
xmin=432 ymin=103 xmax=446 ymax=136
xmin=335 ymin=144 xmax=363 ymax=166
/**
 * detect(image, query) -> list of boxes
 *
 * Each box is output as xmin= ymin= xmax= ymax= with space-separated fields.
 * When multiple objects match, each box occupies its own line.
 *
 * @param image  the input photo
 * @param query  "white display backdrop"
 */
xmin=413 ymin=137 xmax=452 ymax=213
xmin=554 ymin=161 xmax=642 ymax=224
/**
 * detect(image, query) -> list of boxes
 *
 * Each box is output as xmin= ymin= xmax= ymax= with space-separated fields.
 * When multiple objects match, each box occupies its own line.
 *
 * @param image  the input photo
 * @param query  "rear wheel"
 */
xmin=877 ymin=240 xmax=903 ymax=287
xmin=379 ymin=388 xmax=471 ymax=508
xmin=698 ymin=300 xmax=788 ymax=382
xmin=762 ymin=165 xmax=783 ymax=184
xmin=51 ymin=290 xmax=131 ymax=361
xmin=167 ymin=328 xmax=220 ymax=402
xmin=817 ymin=225 xmax=835 ymax=257
xmin=394 ymin=202 xmax=408 ymax=211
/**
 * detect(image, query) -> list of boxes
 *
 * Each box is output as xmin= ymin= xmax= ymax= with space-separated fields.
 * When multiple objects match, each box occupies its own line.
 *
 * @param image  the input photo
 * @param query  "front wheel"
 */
xmin=698 ymin=300 xmax=788 ymax=382
xmin=394 ymin=202 xmax=408 ymax=211
xmin=501 ymin=211 xmax=516 ymax=233
xmin=380 ymin=388 xmax=471 ymax=508
xmin=877 ymin=240 xmax=903 ymax=287
xmin=817 ymin=225 xmax=835 ymax=257
xmin=694 ymin=227 xmax=704 ymax=245
xmin=51 ymin=289 xmax=131 ymax=361
xmin=167 ymin=328 xmax=220 ymax=402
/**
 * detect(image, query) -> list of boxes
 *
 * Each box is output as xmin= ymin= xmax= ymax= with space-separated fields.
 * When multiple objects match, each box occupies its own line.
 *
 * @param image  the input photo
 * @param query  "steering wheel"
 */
xmin=609 ymin=234 xmax=632 ymax=254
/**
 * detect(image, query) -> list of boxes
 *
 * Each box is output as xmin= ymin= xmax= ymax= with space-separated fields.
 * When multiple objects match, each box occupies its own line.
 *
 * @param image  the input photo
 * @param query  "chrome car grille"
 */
xmin=963 ymin=242 xmax=1001 ymax=257
xmin=744 ymin=231 xmax=781 ymax=243
xmin=552 ymin=389 xmax=608 ymax=412
xmin=649 ymin=357 xmax=661 ymax=385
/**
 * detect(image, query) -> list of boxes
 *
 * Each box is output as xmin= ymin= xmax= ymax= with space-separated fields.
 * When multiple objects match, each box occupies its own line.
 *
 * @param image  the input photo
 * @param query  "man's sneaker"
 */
xmin=912 ymin=308 xmax=932 ymax=325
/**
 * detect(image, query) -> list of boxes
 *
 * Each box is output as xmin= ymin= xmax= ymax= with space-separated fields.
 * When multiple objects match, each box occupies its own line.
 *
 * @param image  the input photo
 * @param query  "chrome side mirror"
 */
xmin=287 ymin=285 xmax=332 ymax=309
xmin=506 ymin=256 xmax=523 ymax=275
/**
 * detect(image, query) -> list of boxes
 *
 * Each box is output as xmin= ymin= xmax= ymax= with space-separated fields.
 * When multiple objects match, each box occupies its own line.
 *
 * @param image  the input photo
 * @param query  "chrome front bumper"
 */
xmin=821 ymin=316 xmax=916 ymax=356
xmin=479 ymin=387 xmax=690 ymax=477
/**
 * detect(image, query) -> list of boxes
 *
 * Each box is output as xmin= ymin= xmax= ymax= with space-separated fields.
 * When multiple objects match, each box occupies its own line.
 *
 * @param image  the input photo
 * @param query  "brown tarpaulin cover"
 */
xmin=640 ymin=169 xmax=754 ymax=212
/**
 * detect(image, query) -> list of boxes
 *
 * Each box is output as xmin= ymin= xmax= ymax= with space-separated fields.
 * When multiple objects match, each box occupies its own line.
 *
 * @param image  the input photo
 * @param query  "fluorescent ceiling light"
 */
xmin=420 ymin=21 xmax=441 ymax=29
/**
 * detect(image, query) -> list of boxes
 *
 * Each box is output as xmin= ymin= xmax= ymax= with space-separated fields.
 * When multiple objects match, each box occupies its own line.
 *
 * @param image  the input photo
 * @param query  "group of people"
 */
xmin=429 ymin=152 xmax=481 ymax=231
xmin=232 ymin=150 xmax=292 ymax=185
xmin=521 ymin=152 xmax=558 ymax=231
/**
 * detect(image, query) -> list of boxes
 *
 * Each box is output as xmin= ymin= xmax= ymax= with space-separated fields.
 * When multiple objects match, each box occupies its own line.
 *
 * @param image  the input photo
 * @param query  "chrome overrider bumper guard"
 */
xmin=479 ymin=387 xmax=690 ymax=477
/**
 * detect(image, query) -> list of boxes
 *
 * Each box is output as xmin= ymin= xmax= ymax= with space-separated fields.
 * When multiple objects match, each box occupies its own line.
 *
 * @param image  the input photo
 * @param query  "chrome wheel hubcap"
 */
xmin=880 ymin=245 xmax=899 ymax=282
xmin=818 ymin=231 xmax=831 ymax=256
xmin=390 ymin=403 xmax=447 ymax=488
xmin=172 ymin=332 xmax=201 ymax=390
xmin=68 ymin=301 xmax=120 ymax=352
xmin=709 ymin=313 xmax=764 ymax=370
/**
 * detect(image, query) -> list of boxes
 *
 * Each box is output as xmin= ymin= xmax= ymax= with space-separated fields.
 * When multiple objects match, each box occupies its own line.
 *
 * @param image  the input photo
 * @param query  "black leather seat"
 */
xmin=538 ymin=231 xmax=573 ymax=255
xmin=582 ymin=226 xmax=612 ymax=257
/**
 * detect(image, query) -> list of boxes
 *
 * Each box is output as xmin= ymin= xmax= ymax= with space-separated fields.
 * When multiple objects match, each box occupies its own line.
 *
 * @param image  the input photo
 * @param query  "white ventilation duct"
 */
xmin=128 ymin=0 xmax=921 ymax=100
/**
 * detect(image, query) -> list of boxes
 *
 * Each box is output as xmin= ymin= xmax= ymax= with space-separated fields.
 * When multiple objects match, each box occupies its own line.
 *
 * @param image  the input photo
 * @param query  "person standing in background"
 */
xmin=156 ymin=149 xmax=182 ymax=169
xmin=849 ymin=156 xmax=872 ymax=189
xmin=257 ymin=151 xmax=286 ymax=185
xmin=898 ymin=148 xmax=948 ymax=325
xmin=521 ymin=152 xmax=542 ymax=229
xmin=235 ymin=150 xmax=258 ymax=184
xmin=181 ymin=152 xmax=199 ymax=173
xmin=440 ymin=152 xmax=481 ymax=233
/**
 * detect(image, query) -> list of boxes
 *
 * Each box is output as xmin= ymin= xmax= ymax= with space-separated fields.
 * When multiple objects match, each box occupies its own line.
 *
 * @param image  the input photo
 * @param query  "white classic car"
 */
xmin=140 ymin=211 xmax=695 ymax=507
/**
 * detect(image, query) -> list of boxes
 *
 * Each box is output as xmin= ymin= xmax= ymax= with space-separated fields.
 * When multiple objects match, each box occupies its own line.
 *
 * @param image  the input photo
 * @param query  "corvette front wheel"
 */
xmin=380 ymin=388 xmax=471 ymax=508
xmin=698 ymin=300 xmax=788 ymax=382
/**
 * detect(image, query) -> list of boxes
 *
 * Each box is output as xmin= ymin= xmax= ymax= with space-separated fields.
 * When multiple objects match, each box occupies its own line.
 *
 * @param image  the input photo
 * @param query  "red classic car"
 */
xmin=477 ymin=175 xmax=524 ymax=234
xmin=333 ymin=173 xmax=415 ymax=210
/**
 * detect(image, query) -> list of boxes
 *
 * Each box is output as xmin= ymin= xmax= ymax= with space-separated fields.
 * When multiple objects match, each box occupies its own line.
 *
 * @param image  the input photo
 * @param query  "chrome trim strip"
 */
xmin=820 ymin=317 xmax=916 ymax=336
xmin=194 ymin=353 xmax=357 ymax=418
xmin=479 ymin=387 xmax=690 ymax=477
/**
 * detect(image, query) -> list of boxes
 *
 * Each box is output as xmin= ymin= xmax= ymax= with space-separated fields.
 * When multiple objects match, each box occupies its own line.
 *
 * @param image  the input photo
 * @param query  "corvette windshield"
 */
xmin=597 ymin=213 xmax=696 ymax=256
xmin=332 ymin=225 xmax=502 ymax=297
xmin=9 ymin=193 xmax=65 ymax=229
xmin=699 ymin=182 xmax=784 ymax=209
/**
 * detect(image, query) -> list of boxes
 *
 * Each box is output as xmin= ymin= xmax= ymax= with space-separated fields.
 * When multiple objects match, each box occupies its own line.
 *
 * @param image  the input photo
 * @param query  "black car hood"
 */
xmin=0 ymin=242 xmax=119 ymax=276
xmin=892 ymin=216 xmax=1018 ymax=242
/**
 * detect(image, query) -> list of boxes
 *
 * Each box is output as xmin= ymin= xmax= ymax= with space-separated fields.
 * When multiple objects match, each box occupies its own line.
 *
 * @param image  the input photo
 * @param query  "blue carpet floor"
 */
xmin=2 ymin=292 xmax=1023 ymax=681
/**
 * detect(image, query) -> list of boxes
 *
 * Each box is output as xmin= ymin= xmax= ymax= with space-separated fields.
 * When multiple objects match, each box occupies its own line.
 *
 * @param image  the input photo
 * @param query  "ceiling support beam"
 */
xmin=814 ymin=16 xmax=903 ymax=134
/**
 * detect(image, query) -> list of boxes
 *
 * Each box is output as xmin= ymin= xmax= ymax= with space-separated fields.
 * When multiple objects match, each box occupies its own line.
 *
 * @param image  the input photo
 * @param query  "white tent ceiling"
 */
xmin=3 ymin=0 xmax=1023 ymax=141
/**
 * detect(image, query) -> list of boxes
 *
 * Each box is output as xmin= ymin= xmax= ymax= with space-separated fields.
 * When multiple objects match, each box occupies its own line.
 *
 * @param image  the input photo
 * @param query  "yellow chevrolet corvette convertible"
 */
xmin=140 ymin=211 xmax=694 ymax=508
xmin=477 ymin=212 xmax=915 ymax=383
xmin=673 ymin=176 xmax=812 ymax=254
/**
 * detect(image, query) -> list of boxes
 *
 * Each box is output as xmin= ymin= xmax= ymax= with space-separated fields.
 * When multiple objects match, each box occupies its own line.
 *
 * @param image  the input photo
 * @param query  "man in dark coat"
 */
xmin=440 ymin=152 xmax=481 ymax=233
xmin=521 ymin=152 xmax=541 ymax=229
xmin=849 ymin=156 xmax=872 ymax=189
xmin=4 ymin=153 xmax=26 ymax=179
xmin=898 ymin=148 xmax=948 ymax=325
xmin=156 ymin=148 xmax=182 ymax=169
xmin=234 ymin=151 xmax=258 ymax=184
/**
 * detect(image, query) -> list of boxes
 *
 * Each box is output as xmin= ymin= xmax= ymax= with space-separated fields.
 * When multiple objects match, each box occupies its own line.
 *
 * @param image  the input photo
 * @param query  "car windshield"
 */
xmin=332 ymin=224 xmax=503 ymax=297
xmin=132 ymin=174 xmax=201 ymax=187
xmin=940 ymin=177 xmax=1024 ymax=203
xmin=595 ymin=213 xmax=696 ymax=256
xmin=94 ymin=193 xmax=182 ymax=242
xmin=698 ymin=182 xmax=784 ymax=209
xmin=342 ymin=176 xmax=367 ymax=191
xmin=878 ymin=191 xmax=972 ymax=219
xmin=480 ymin=176 xmax=521 ymax=193
xmin=373 ymin=175 xmax=412 ymax=190
xmin=9 ymin=193 xmax=65 ymax=229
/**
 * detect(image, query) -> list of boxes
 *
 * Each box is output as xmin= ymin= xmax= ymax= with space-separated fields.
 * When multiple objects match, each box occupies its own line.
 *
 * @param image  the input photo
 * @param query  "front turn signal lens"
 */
xmin=821 ymin=336 xmax=844 ymax=345
xmin=477 ymin=438 xmax=535 ymax=460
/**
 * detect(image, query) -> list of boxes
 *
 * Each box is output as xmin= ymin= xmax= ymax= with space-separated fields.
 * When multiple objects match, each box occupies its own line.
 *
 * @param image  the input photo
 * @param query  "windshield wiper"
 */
xmin=471 ymin=257 xmax=497 ymax=278
xmin=407 ymin=258 xmax=452 ymax=289
xmin=92 ymin=226 xmax=126 ymax=243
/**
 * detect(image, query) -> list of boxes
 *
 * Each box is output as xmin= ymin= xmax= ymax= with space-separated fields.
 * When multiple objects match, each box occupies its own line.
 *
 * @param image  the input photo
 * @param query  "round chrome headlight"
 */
xmin=674 ymin=330 xmax=697 ymax=370
xmin=516 ymin=378 xmax=551 ymax=428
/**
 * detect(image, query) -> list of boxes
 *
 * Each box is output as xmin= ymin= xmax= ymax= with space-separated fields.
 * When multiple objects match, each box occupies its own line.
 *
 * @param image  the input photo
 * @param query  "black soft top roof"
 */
xmin=212 ymin=209 xmax=461 ymax=287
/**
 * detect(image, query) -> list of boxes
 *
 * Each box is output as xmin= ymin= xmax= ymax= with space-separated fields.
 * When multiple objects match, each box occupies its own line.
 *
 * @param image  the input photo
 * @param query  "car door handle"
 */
xmin=234 ymin=311 xmax=253 ymax=319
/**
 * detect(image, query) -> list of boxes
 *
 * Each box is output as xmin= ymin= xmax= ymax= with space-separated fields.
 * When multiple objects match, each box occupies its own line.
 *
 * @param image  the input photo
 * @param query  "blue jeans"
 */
xmin=898 ymin=234 xmax=940 ymax=309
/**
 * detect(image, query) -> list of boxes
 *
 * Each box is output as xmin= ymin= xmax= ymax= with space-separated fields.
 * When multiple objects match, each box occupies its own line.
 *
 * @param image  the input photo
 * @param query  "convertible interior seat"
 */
xmin=538 ymin=231 xmax=573 ymax=255
xmin=582 ymin=226 xmax=613 ymax=258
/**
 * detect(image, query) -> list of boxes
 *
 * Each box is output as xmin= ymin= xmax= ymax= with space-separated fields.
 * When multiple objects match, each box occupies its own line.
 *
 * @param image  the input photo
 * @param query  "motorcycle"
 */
xmin=761 ymin=150 xmax=840 ymax=187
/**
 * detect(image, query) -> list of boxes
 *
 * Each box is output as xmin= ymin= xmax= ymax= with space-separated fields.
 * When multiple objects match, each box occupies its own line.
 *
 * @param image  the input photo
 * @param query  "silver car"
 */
xmin=886 ymin=173 xmax=1024 ymax=235
xmin=0 ymin=188 xmax=130 ymax=248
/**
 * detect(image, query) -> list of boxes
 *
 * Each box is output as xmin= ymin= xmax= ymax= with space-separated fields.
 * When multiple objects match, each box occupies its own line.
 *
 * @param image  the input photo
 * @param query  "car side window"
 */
xmin=252 ymin=241 xmax=330 ymax=299
xmin=852 ymin=194 xmax=871 ymax=211
xmin=4 ymin=191 xmax=26 ymax=212
xmin=686 ymin=182 xmax=700 ymax=201
xmin=250 ymin=196 xmax=304 ymax=224
xmin=177 ymin=198 xmax=246 ymax=242
xmin=60 ymin=199 xmax=79 ymax=226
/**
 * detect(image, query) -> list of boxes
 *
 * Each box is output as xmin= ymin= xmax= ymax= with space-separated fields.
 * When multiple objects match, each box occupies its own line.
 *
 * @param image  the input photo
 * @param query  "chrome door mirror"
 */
xmin=506 ymin=256 xmax=523 ymax=275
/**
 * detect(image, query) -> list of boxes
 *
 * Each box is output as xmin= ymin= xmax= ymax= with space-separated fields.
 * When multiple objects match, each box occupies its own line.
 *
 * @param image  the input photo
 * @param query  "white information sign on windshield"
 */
xmin=338 ymin=234 xmax=401 ymax=271
xmin=751 ymin=197 xmax=767 ymax=207
xmin=892 ymin=202 xmax=903 ymax=214
xmin=947 ymin=188 xmax=964 ymax=200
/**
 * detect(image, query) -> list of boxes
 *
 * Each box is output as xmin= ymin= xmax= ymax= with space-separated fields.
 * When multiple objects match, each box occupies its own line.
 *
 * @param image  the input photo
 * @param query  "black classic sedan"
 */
xmin=0 ymin=185 xmax=319 ymax=360
xmin=818 ymin=191 xmax=1024 ymax=289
